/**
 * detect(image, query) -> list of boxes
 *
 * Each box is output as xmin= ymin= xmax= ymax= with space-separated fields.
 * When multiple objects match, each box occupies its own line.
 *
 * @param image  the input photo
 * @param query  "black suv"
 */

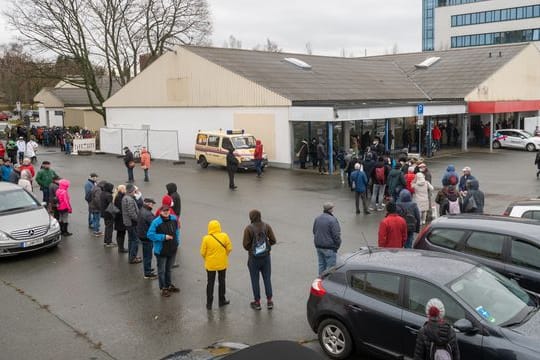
xmin=414 ymin=215 xmax=540 ymax=293
xmin=307 ymin=249 xmax=540 ymax=360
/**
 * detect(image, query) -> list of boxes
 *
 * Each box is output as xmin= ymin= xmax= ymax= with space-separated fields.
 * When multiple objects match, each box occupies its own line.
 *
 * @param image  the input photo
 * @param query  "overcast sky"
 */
xmin=0 ymin=0 xmax=422 ymax=56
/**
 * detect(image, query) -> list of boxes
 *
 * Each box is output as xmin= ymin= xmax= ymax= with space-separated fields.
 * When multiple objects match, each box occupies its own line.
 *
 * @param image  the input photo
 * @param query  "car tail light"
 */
xmin=310 ymin=278 xmax=327 ymax=297
xmin=415 ymin=224 xmax=431 ymax=247
xmin=503 ymin=206 xmax=512 ymax=216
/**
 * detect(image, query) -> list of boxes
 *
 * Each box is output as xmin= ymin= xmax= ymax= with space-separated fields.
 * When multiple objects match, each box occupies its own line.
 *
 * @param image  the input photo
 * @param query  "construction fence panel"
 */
xmin=99 ymin=128 xmax=122 ymax=154
xmin=148 ymin=130 xmax=179 ymax=161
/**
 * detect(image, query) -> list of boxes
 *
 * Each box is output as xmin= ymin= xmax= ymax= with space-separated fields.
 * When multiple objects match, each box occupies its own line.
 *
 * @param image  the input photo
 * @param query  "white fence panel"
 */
xmin=148 ymin=130 xmax=179 ymax=161
xmin=122 ymin=129 xmax=148 ymax=151
xmin=100 ymin=128 xmax=122 ymax=154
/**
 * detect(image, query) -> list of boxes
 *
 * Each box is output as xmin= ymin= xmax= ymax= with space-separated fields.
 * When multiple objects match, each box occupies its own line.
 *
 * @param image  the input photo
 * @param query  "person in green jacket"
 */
xmin=35 ymin=161 xmax=58 ymax=204
xmin=6 ymin=139 xmax=17 ymax=164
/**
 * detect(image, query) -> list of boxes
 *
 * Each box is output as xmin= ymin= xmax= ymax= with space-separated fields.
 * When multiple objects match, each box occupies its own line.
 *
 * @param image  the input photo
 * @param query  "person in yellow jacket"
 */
xmin=200 ymin=219 xmax=232 ymax=310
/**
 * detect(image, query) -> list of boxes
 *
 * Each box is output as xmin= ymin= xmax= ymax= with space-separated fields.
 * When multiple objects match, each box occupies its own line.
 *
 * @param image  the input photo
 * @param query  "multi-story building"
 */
xmin=423 ymin=0 xmax=540 ymax=51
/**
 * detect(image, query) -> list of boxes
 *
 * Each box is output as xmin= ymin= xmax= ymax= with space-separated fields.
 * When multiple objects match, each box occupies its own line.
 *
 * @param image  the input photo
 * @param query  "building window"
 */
xmin=452 ymin=5 xmax=540 ymax=27
xmin=451 ymin=28 xmax=540 ymax=48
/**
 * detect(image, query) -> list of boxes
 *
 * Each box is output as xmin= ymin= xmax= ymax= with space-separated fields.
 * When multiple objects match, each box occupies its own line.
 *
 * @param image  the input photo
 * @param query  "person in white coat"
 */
xmin=18 ymin=169 xmax=33 ymax=193
xmin=16 ymin=137 xmax=26 ymax=164
xmin=26 ymin=138 xmax=38 ymax=164
xmin=412 ymin=172 xmax=434 ymax=225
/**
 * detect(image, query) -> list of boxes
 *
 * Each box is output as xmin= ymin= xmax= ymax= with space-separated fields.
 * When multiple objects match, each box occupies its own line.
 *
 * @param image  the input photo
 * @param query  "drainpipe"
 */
xmin=327 ymin=122 xmax=334 ymax=174
xmin=489 ymin=114 xmax=494 ymax=153
xmin=384 ymin=119 xmax=390 ymax=153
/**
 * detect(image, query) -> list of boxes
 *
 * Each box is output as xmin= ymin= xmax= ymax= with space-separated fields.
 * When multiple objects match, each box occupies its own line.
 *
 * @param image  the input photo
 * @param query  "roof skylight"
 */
xmin=415 ymin=56 xmax=441 ymax=69
xmin=283 ymin=57 xmax=312 ymax=70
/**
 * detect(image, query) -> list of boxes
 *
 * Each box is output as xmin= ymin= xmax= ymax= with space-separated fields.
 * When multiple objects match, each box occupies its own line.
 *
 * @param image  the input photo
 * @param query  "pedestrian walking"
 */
xmin=16 ymin=137 xmax=25 ymax=164
xmin=122 ymin=184 xmax=141 ymax=263
xmin=137 ymin=198 xmax=157 ymax=279
xmin=370 ymin=157 xmax=389 ymax=211
xmin=1 ymin=159 xmax=13 ymax=182
xmin=396 ymin=189 xmax=421 ymax=248
xmin=535 ymin=151 xmax=540 ymax=179
xmin=114 ymin=185 xmax=128 ymax=253
xmin=462 ymin=179 xmax=484 ymax=214
xmin=387 ymin=163 xmax=406 ymax=202
xmin=254 ymin=139 xmax=264 ymax=177
xmin=89 ymin=181 xmax=105 ymax=237
xmin=18 ymin=169 xmax=32 ymax=193
xmin=317 ymin=139 xmax=327 ymax=174
xmin=201 ymin=219 xmax=232 ymax=309
xmin=378 ymin=201 xmax=407 ymax=248
xmin=100 ymin=182 xmax=117 ymax=247
xmin=147 ymin=204 xmax=180 ymax=297
xmin=19 ymin=158 xmax=35 ymax=179
xmin=350 ymin=163 xmax=370 ymax=214
xmin=56 ymin=179 xmax=73 ymax=236
xmin=140 ymin=147 xmax=151 ymax=182
xmin=413 ymin=173 xmax=434 ymax=225
xmin=26 ymin=137 xmax=38 ymax=164
xmin=313 ymin=202 xmax=341 ymax=275
xmin=35 ymin=161 xmax=57 ymax=204
xmin=243 ymin=209 xmax=276 ymax=310
xmin=47 ymin=175 xmax=61 ymax=219
xmin=123 ymin=146 xmax=135 ymax=183
xmin=84 ymin=173 xmax=98 ymax=228
xmin=414 ymin=298 xmax=460 ymax=360
xmin=309 ymin=138 xmax=318 ymax=169
xmin=336 ymin=148 xmax=347 ymax=184
xmin=226 ymin=147 xmax=238 ymax=189
xmin=296 ymin=139 xmax=308 ymax=169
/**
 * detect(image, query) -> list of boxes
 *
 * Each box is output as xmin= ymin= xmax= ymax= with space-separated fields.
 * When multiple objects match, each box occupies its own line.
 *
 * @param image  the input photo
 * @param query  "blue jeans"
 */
xmin=405 ymin=232 xmax=415 ymax=249
xmin=247 ymin=255 xmax=272 ymax=301
xmin=127 ymin=167 xmax=134 ymax=182
xmin=65 ymin=143 xmax=71 ymax=154
xmin=370 ymin=184 xmax=386 ymax=208
xmin=141 ymin=240 xmax=153 ymax=275
xmin=255 ymin=159 xmax=262 ymax=176
xmin=156 ymin=253 xmax=176 ymax=289
xmin=127 ymin=227 xmax=139 ymax=261
xmin=42 ymin=187 xmax=50 ymax=204
xmin=90 ymin=211 xmax=101 ymax=233
xmin=317 ymin=248 xmax=337 ymax=275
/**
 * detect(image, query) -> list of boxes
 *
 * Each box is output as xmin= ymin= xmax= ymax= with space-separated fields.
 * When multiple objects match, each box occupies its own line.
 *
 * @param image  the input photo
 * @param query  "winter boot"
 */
xmin=63 ymin=223 xmax=73 ymax=236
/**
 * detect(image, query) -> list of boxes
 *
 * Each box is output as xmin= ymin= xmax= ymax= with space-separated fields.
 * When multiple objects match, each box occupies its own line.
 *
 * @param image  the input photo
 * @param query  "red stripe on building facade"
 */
xmin=468 ymin=100 xmax=540 ymax=114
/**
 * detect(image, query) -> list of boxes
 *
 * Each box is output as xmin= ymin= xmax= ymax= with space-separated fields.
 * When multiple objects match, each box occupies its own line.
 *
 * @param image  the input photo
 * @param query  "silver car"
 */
xmin=493 ymin=129 xmax=540 ymax=152
xmin=0 ymin=182 xmax=62 ymax=257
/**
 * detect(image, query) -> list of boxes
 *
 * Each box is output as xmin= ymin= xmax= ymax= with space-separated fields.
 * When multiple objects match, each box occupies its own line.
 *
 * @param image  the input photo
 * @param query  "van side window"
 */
xmin=222 ymin=137 xmax=233 ymax=150
xmin=197 ymin=134 xmax=208 ymax=145
xmin=511 ymin=239 xmax=540 ymax=271
xmin=207 ymin=136 xmax=219 ymax=147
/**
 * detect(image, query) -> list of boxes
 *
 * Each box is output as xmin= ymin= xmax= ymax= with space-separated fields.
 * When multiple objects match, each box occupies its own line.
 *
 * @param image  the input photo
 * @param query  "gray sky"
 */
xmin=0 ymin=0 xmax=422 ymax=56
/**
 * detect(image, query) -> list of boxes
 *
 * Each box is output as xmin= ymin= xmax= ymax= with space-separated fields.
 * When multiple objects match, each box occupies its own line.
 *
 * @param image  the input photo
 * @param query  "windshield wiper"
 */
xmin=0 ymin=206 xmax=33 ymax=214
xmin=503 ymin=306 xmax=538 ymax=327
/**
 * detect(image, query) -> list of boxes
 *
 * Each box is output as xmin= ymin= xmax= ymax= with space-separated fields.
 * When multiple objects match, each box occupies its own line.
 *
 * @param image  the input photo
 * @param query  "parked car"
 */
xmin=414 ymin=215 xmax=540 ymax=293
xmin=307 ymin=248 xmax=540 ymax=360
xmin=0 ymin=112 xmax=9 ymax=121
xmin=493 ymin=129 xmax=540 ymax=151
xmin=0 ymin=182 xmax=62 ymax=257
xmin=504 ymin=198 xmax=540 ymax=219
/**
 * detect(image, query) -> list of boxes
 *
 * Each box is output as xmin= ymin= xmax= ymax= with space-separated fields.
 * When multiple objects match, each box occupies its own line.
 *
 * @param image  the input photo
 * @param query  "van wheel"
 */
xmin=526 ymin=143 xmax=536 ymax=152
xmin=198 ymin=156 xmax=208 ymax=168
xmin=492 ymin=140 xmax=501 ymax=149
xmin=317 ymin=318 xmax=353 ymax=359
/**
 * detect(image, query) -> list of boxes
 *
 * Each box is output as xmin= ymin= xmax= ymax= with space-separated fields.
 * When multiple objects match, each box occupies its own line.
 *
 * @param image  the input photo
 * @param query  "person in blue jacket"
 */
xmin=147 ymin=204 xmax=180 ymax=297
xmin=350 ymin=163 xmax=370 ymax=214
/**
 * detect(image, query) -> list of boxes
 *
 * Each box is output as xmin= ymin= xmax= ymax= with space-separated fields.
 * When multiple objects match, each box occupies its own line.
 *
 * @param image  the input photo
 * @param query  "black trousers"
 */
xmin=206 ymin=269 xmax=226 ymax=306
xmin=227 ymin=169 xmax=236 ymax=188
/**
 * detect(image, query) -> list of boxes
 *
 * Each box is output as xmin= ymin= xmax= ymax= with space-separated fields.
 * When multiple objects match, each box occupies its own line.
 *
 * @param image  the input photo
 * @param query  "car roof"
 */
xmin=341 ymin=249 xmax=476 ymax=286
xmin=430 ymin=215 xmax=540 ymax=239
xmin=508 ymin=198 xmax=540 ymax=207
xmin=0 ymin=182 xmax=23 ymax=191
xmin=197 ymin=130 xmax=253 ymax=137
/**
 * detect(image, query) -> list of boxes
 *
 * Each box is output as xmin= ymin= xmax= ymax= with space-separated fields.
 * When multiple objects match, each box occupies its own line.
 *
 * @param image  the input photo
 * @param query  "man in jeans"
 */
xmin=122 ymin=184 xmax=141 ymax=264
xmin=242 ymin=209 xmax=277 ymax=311
xmin=137 ymin=198 xmax=157 ymax=279
xmin=313 ymin=202 xmax=342 ymax=275
xmin=370 ymin=157 xmax=389 ymax=211
xmin=89 ymin=180 xmax=105 ymax=237
xmin=147 ymin=205 xmax=180 ymax=297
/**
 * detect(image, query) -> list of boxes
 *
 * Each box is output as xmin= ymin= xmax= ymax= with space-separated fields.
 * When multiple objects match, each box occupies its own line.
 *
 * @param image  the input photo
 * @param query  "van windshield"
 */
xmin=0 ymin=189 xmax=41 ymax=214
xmin=232 ymin=136 xmax=256 ymax=149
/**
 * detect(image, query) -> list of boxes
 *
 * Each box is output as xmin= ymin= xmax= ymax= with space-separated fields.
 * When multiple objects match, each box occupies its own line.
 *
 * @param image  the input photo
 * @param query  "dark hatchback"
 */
xmin=414 ymin=215 xmax=540 ymax=293
xmin=307 ymin=249 xmax=540 ymax=360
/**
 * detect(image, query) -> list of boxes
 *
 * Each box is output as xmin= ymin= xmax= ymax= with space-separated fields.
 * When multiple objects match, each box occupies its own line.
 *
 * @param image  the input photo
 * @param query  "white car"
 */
xmin=493 ymin=129 xmax=540 ymax=152
xmin=504 ymin=198 xmax=540 ymax=219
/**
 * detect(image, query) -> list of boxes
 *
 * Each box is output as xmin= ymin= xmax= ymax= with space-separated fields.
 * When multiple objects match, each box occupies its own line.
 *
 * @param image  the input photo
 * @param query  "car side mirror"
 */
xmin=454 ymin=318 xmax=476 ymax=334
xmin=41 ymin=202 xmax=47 ymax=207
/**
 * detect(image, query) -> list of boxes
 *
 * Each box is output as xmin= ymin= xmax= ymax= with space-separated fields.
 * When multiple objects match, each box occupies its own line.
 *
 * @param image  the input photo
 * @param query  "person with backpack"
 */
xmin=462 ymin=179 xmax=484 ymax=214
xmin=350 ymin=163 xmax=370 ymax=214
xmin=439 ymin=185 xmax=462 ymax=216
xmin=396 ymin=189 xmax=421 ymax=248
xmin=413 ymin=173 xmax=434 ymax=225
xmin=243 ymin=209 xmax=277 ymax=310
xmin=387 ymin=163 xmax=406 ymax=202
xmin=370 ymin=157 xmax=389 ymax=211
xmin=441 ymin=165 xmax=459 ymax=187
xmin=89 ymin=180 xmax=105 ymax=237
xmin=378 ymin=201 xmax=407 ymax=248
xmin=201 ymin=219 xmax=233 ymax=309
xmin=414 ymin=298 xmax=460 ymax=360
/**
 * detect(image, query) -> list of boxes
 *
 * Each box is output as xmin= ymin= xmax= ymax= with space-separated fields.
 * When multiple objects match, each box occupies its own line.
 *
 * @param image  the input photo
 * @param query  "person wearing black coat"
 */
xmin=226 ymin=147 xmax=239 ymax=190
xmin=114 ymin=186 xmax=128 ymax=252
xmin=166 ymin=182 xmax=181 ymax=216
xmin=100 ymin=182 xmax=116 ymax=247
xmin=137 ymin=198 xmax=157 ymax=279
xmin=123 ymin=147 xmax=134 ymax=183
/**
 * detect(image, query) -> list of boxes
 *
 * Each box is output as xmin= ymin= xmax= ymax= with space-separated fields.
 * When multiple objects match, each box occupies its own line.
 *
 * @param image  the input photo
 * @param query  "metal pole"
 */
xmin=328 ymin=122 xmax=334 ymax=174
xmin=384 ymin=118 xmax=389 ymax=153
xmin=489 ymin=114 xmax=494 ymax=153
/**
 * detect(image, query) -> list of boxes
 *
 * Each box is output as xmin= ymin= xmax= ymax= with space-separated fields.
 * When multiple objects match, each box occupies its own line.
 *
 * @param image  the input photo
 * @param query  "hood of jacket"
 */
xmin=141 ymin=148 xmax=148 ymax=154
xmin=103 ymin=182 xmax=114 ymax=193
xmin=58 ymin=179 xmax=70 ymax=190
xmin=166 ymin=182 xmax=177 ymax=194
xmin=415 ymin=172 xmax=426 ymax=185
xmin=446 ymin=165 xmax=455 ymax=172
xmin=399 ymin=189 xmax=413 ymax=202
xmin=96 ymin=180 xmax=106 ymax=189
xmin=467 ymin=179 xmax=480 ymax=190
xmin=207 ymin=220 xmax=222 ymax=234
xmin=249 ymin=209 xmax=262 ymax=223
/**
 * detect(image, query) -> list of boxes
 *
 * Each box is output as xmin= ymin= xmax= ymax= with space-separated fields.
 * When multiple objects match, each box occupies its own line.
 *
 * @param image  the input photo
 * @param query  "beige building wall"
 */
xmin=64 ymin=108 xmax=104 ymax=130
xmin=34 ymin=89 xmax=63 ymax=107
xmin=233 ymin=113 xmax=276 ymax=160
xmin=64 ymin=108 xmax=84 ymax=128
xmin=466 ymin=44 xmax=540 ymax=101
xmin=83 ymin=110 xmax=105 ymax=130
xmin=104 ymin=47 xmax=291 ymax=108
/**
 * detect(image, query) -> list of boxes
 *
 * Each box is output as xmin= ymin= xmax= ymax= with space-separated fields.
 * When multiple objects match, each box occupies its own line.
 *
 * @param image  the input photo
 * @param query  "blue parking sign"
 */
xmin=417 ymin=104 xmax=424 ymax=115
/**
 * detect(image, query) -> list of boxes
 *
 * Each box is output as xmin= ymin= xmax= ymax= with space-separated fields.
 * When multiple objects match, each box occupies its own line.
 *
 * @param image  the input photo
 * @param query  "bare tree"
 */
xmin=253 ymin=38 xmax=282 ymax=52
xmin=392 ymin=43 xmax=399 ymax=54
xmin=305 ymin=42 xmax=312 ymax=55
xmin=223 ymin=35 xmax=242 ymax=49
xmin=4 ymin=0 xmax=212 ymax=123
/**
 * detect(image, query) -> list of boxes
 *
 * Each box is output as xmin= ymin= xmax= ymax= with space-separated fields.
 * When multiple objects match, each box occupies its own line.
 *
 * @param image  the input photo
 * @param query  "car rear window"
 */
xmin=427 ymin=229 xmax=466 ymax=250
xmin=463 ymin=232 xmax=505 ymax=260
xmin=521 ymin=210 xmax=540 ymax=220
xmin=511 ymin=239 xmax=540 ymax=271
xmin=351 ymin=272 xmax=401 ymax=306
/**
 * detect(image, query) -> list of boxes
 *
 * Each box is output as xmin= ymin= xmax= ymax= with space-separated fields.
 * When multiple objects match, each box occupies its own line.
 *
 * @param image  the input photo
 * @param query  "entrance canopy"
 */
xmin=468 ymin=100 xmax=540 ymax=114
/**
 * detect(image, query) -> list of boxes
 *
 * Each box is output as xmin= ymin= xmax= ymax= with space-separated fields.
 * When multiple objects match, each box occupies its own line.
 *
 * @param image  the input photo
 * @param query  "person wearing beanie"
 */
xmin=122 ymin=183 xmax=141 ymax=263
xmin=414 ymin=298 xmax=460 ymax=360
xmin=123 ymin=146 xmax=135 ymax=183
xmin=1 ymin=158 xmax=13 ymax=182
xmin=378 ymin=201 xmax=407 ymax=248
xmin=396 ymin=189 xmax=421 ymax=248
xmin=243 ymin=209 xmax=277 ymax=310
xmin=35 ymin=160 xmax=58 ymax=204
xmin=48 ymin=174 xmax=62 ymax=220
xmin=137 ymin=198 xmax=157 ymax=278
xmin=84 ymin=173 xmax=99 ymax=228
xmin=387 ymin=162 xmax=406 ymax=202
xmin=313 ymin=202 xmax=342 ymax=275
xmin=9 ymin=163 xmax=21 ymax=184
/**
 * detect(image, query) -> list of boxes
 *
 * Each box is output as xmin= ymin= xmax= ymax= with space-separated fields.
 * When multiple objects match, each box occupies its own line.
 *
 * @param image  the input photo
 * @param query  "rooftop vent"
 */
xmin=415 ymin=56 xmax=441 ymax=69
xmin=283 ymin=57 xmax=312 ymax=70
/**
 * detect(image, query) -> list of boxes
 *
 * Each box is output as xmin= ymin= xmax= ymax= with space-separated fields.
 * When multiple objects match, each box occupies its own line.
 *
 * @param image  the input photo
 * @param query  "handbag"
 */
xmin=127 ymin=161 xmax=135 ymax=168
xmin=105 ymin=202 xmax=120 ymax=216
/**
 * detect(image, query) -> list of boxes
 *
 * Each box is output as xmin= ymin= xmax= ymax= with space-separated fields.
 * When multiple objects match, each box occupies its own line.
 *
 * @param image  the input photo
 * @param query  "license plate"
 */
xmin=21 ymin=238 xmax=44 ymax=248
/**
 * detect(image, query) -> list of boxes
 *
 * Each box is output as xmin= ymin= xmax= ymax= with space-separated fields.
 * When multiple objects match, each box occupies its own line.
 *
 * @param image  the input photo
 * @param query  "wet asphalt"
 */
xmin=1 ymin=146 xmax=539 ymax=360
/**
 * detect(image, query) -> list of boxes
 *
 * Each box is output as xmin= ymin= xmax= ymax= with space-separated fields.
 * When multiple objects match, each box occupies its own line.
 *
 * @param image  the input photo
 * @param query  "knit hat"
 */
xmin=323 ymin=202 xmax=334 ymax=211
xmin=426 ymin=298 xmax=445 ymax=320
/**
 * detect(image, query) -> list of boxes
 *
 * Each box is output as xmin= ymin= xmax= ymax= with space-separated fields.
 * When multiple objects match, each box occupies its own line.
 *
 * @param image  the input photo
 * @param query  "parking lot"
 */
xmin=1 ymin=147 xmax=539 ymax=359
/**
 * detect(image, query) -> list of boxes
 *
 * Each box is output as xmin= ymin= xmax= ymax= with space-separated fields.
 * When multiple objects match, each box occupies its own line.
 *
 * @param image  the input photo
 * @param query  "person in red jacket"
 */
xmin=254 ymin=139 xmax=263 ymax=178
xmin=378 ymin=201 xmax=407 ymax=248
xmin=432 ymin=125 xmax=442 ymax=150
xmin=0 ymin=141 xmax=5 ymax=160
